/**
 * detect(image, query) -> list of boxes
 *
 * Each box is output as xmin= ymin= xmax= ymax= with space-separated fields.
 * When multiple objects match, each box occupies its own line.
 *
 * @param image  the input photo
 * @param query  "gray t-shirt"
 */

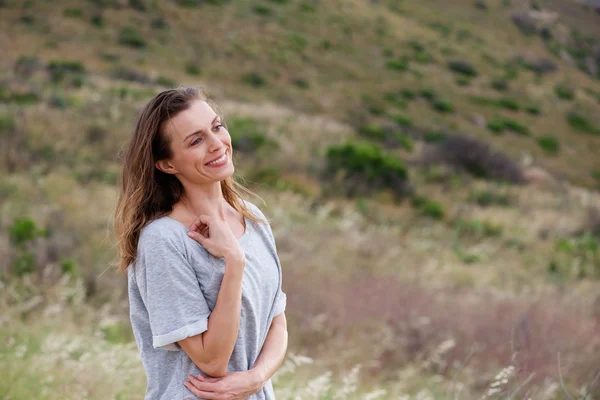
xmin=128 ymin=201 xmax=286 ymax=400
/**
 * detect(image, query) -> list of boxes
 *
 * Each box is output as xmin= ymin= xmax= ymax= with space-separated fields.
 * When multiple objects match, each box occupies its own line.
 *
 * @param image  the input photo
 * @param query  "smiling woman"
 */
xmin=114 ymin=87 xmax=288 ymax=400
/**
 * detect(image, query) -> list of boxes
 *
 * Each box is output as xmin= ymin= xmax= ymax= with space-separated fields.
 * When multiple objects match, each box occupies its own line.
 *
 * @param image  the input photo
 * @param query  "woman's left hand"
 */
xmin=184 ymin=370 xmax=264 ymax=400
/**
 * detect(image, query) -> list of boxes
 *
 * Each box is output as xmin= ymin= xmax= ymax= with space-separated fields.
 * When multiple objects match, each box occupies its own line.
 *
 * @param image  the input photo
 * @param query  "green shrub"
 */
xmin=185 ymin=63 xmax=200 ymax=75
xmin=383 ymin=92 xmax=408 ymax=108
xmin=420 ymin=89 xmax=436 ymax=100
xmin=474 ymin=0 xmax=488 ymax=10
xmin=454 ymin=247 xmax=480 ymax=264
xmin=242 ymin=72 xmax=267 ymax=87
xmin=553 ymin=235 xmax=600 ymax=279
xmin=91 ymin=14 xmax=104 ymax=27
xmin=454 ymin=218 xmax=503 ymax=238
xmin=392 ymin=114 xmax=412 ymax=127
xmin=359 ymin=123 xmax=386 ymax=140
xmin=413 ymin=51 xmax=432 ymax=64
xmin=432 ymin=99 xmax=454 ymax=113
xmin=12 ymin=251 xmax=36 ymax=276
xmin=118 ymin=26 xmax=146 ymax=48
xmin=0 ymin=113 xmax=16 ymax=131
xmin=8 ymin=91 xmax=39 ymax=104
xmin=487 ymin=119 xmax=505 ymax=134
xmin=423 ymin=130 xmax=447 ymax=143
xmin=491 ymin=79 xmax=509 ymax=91
xmin=412 ymin=198 xmax=445 ymax=220
xmin=47 ymin=60 xmax=86 ymax=82
xmin=567 ymin=112 xmax=600 ymax=135
xmin=226 ymin=117 xmax=277 ymax=153
xmin=395 ymin=134 xmax=414 ymax=152
xmin=498 ymin=98 xmax=520 ymax=111
xmin=503 ymin=119 xmax=530 ymax=135
xmin=554 ymin=83 xmax=574 ymax=100
xmin=469 ymin=190 xmax=512 ymax=207
xmin=447 ymin=59 xmax=478 ymax=77
xmin=156 ymin=76 xmax=176 ymax=87
xmin=64 ymin=8 xmax=82 ymax=17
xmin=8 ymin=218 xmax=39 ymax=247
xmin=400 ymin=88 xmax=416 ymax=100
xmin=537 ymin=135 xmax=560 ymax=154
xmin=525 ymin=105 xmax=541 ymax=115
xmin=325 ymin=141 xmax=409 ymax=197
xmin=386 ymin=57 xmax=409 ymax=71
xmin=129 ymin=0 xmax=147 ymax=11
xmin=60 ymin=259 xmax=77 ymax=275
xmin=253 ymin=5 xmax=272 ymax=15
xmin=455 ymin=76 xmax=471 ymax=86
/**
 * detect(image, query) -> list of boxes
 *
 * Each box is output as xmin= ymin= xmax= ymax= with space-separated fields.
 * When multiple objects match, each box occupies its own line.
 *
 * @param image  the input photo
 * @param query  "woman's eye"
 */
xmin=191 ymin=137 xmax=202 ymax=146
xmin=215 ymin=124 xmax=224 ymax=131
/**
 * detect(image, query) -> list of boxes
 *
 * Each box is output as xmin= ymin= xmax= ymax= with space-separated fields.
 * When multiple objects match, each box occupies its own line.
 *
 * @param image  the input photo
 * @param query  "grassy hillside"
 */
xmin=1 ymin=0 xmax=600 ymax=398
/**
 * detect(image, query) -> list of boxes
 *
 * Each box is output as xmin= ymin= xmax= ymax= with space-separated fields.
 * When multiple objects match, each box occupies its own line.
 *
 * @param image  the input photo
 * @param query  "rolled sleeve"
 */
xmin=137 ymin=231 xmax=211 ymax=351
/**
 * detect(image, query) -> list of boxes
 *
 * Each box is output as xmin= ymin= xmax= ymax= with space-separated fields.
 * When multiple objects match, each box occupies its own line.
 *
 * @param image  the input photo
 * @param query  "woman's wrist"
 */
xmin=248 ymin=366 xmax=267 ymax=390
xmin=224 ymin=248 xmax=245 ymax=265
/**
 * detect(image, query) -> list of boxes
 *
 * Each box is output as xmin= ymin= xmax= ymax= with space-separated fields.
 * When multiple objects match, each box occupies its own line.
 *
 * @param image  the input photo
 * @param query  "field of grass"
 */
xmin=1 ymin=0 xmax=600 ymax=398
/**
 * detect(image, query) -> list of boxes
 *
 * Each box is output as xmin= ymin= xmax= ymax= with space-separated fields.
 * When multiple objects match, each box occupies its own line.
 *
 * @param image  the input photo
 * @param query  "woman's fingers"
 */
xmin=185 ymin=376 xmax=217 ymax=399
xmin=187 ymin=230 xmax=206 ymax=244
xmin=189 ymin=215 xmax=209 ymax=232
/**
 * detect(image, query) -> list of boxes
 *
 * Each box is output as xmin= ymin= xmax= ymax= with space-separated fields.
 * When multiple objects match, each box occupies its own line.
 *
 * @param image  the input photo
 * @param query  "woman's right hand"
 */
xmin=187 ymin=215 xmax=245 ymax=266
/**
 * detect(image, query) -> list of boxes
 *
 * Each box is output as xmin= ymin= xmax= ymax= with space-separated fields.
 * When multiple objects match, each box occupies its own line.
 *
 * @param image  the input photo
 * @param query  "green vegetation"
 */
xmin=412 ymin=195 xmax=445 ymax=220
xmin=447 ymin=59 xmax=478 ymax=77
xmin=554 ymin=83 xmax=575 ymax=100
xmin=118 ymin=26 xmax=146 ymax=48
xmin=326 ymin=141 xmax=409 ymax=197
xmin=567 ymin=112 xmax=600 ymax=135
xmin=537 ymin=135 xmax=560 ymax=154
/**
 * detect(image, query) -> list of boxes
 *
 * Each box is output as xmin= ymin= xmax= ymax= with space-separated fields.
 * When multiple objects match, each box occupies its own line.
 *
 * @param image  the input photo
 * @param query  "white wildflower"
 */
xmin=364 ymin=389 xmax=388 ymax=400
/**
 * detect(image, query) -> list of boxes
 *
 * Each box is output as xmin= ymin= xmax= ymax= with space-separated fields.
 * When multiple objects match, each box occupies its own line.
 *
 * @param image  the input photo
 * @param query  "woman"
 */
xmin=114 ymin=87 xmax=288 ymax=399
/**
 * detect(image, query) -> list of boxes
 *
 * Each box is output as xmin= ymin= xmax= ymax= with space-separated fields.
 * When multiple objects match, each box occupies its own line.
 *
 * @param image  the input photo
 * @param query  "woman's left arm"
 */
xmin=184 ymin=313 xmax=288 ymax=399
xmin=250 ymin=311 xmax=288 ymax=385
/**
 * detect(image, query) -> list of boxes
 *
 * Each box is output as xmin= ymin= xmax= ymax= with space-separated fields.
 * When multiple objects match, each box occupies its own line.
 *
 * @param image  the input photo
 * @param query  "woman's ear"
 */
xmin=155 ymin=159 xmax=178 ymax=175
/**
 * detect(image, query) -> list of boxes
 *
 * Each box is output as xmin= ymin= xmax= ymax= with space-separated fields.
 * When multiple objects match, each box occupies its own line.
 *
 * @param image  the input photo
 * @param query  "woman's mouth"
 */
xmin=205 ymin=150 xmax=228 ymax=168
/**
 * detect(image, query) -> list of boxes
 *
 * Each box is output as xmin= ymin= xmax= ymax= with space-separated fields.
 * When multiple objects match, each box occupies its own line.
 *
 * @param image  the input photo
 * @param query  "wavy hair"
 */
xmin=114 ymin=87 xmax=264 ymax=273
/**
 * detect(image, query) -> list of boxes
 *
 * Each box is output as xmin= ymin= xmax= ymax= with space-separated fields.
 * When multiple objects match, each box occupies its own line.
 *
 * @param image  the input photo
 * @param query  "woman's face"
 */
xmin=157 ymin=100 xmax=234 ymax=185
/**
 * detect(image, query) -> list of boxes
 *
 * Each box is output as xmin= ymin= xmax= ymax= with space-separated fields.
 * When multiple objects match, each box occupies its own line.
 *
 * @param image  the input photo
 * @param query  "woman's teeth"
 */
xmin=207 ymin=152 xmax=227 ymax=166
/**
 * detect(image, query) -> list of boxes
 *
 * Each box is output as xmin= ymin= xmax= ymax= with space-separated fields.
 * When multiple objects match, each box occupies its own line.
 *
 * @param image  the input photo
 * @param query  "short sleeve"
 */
xmin=135 ymin=231 xmax=211 ymax=351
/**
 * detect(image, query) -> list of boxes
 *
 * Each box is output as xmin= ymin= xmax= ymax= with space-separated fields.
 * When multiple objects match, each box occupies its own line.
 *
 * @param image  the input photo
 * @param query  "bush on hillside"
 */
xmin=448 ymin=59 xmax=478 ymax=77
xmin=491 ymin=79 xmax=509 ymax=91
xmin=537 ymin=135 xmax=560 ymax=155
xmin=324 ymin=141 xmax=410 ymax=198
xmin=47 ymin=60 xmax=86 ymax=83
xmin=525 ymin=105 xmax=541 ymax=115
xmin=226 ymin=117 xmax=278 ymax=153
xmin=424 ymin=134 xmax=525 ymax=183
xmin=468 ymin=189 xmax=512 ymax=207
xmin=14 ymin=56 xmax=42 ymax=78
xmin=411 ymin=196 xmax=445 ymax=220
xmin=554 ymin=83 xmax=575 ymax=100
xmin=110 ymin=67 xmax=151 ymax=83
xmin=242 ymin=72 xmax=267 ymax=87
xmin=567 ymin=112 xmax=600 ymax=135
xmin=118 ymin=26 xmax=146 ymax=48
xmin=432 ymin=99 xmax=454 ymax=113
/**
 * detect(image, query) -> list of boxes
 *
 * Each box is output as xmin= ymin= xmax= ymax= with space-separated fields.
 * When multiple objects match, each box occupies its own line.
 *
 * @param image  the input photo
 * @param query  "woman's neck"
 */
xmin=175 ymin=182 xmax=228 ymax=220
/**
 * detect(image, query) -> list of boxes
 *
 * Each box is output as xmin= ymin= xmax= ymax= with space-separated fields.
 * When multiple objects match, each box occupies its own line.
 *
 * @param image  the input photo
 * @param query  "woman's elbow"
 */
xmin=200 ymin=359 xmax=229 ymax=378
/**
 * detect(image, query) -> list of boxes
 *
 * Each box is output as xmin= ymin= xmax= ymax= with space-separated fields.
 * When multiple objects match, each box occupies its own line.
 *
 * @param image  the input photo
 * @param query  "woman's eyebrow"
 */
xmin=182 ymin=115 xmax=220 ymax=142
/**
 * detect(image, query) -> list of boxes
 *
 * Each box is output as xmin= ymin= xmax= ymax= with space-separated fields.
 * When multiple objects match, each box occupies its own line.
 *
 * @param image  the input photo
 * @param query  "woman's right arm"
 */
xmin=177 ymin=253 xmax=244 ymax=378
xmin=177 ymin=214 xmax=246 ymax=378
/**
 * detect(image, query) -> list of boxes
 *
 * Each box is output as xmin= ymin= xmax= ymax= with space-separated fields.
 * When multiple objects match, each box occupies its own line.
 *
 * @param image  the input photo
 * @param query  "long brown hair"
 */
xmin=114 ymin=87 xmax=264 ymax=273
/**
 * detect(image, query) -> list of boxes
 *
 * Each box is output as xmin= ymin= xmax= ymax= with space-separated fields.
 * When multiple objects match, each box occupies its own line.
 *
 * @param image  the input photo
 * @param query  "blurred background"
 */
xmin=1 ymin=0 xmax=600 ymax=398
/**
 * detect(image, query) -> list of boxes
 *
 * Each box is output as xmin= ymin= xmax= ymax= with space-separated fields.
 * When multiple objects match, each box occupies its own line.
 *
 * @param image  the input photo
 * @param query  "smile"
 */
xmin=205 ymin=150 xmax=228 ymax=166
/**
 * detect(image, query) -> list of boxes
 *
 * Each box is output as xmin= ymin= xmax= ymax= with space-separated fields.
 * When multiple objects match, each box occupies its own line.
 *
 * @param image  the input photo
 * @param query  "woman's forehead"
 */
xmin=164 ymin=100 xmax=218 ymax=141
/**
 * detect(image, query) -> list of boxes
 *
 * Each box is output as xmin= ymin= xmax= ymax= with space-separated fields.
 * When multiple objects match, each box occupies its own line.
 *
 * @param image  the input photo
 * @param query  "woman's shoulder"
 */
xmin=243 ymin=199 xmax=268 ymax=221
xmin=138 ymin=216 xmax=189 ymax=247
